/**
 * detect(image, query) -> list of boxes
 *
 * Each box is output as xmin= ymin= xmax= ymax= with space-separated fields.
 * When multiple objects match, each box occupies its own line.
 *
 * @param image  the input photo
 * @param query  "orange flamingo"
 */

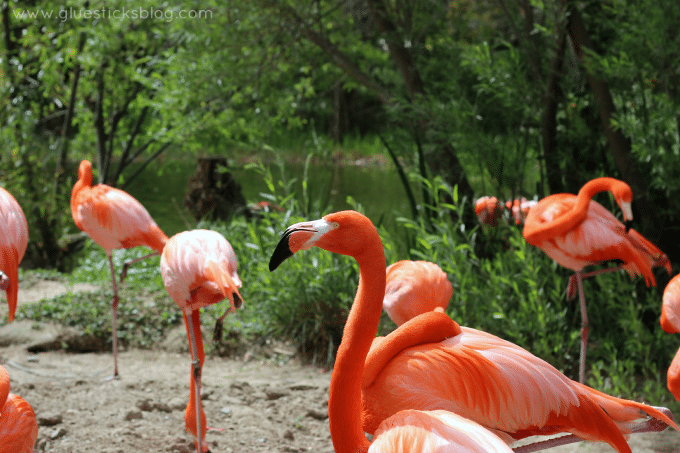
xmin=475 ymin=196 xmax=504 ymax=227
xmin=0 ymin=187 xmax=28 ymax=322
xmin=383 ymin=260 xmax=452 ymax=327
xmin=523 ymin=177 xmax=671 ymax=383
xmin=0 ymin=365 xmax=38 ymax=452
xmin=71 ymin=160 xmax=168 ymax=378
xmin=161 ymin=229 xmax=243 ymax=453
xmin=269 ymin=210 xmax=676 ymax=453
xmin=662 ymin=274 xmax=680 ymax=400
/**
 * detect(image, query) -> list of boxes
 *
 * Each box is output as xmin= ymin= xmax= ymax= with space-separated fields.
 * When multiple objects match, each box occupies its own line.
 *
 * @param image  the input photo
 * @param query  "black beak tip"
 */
xmin=269 ymin=232 xmax=294 ymax=271
xmin=624 ymin=219 xmax=633 ymax=233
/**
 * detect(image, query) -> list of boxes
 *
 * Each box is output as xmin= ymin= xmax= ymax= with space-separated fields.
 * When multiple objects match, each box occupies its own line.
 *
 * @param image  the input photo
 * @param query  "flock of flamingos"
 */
xmin=1 ymin=159 xmax=680 ymax=452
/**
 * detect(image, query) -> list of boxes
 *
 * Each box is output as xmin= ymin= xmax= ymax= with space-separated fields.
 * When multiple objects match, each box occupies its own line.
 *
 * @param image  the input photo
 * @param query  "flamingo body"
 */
xmin=0 ymin=365 xmax=38 ymax=452
xmin=0 ymin=187 xmax=28 ymax=322
xmin=662 ymin=274 xmax=680 ymax=401
xmin=475 ymin=196 xmax=503 ymax=227
xmin=269 ymin=211 xmax=676 ymax=453
xmin=383 ymin=261 xmax=451 ymax=326
xmin=525 ymin=194 xmax=663 ymax=281
xmin=71 ymin=161 xmax=167 ymax=256
xmin=369 ymin=409 xmax=513 ymax=453
xmin=161 ymin=229 xmax=243 ymax=453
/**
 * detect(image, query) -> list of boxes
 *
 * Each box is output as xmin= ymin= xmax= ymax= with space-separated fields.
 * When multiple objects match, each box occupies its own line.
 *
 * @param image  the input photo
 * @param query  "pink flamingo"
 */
xmin=475 ymin=196 xmax=504 ymax=227
xmin=161 ymin=229 xmax=243 ymax=453
xmin=0 ymin=365 xmax=38 ymax=452
xmin=383 ymin=260 xmax=452 ymax=326
xmin=523 ymin=177 xmax=671 ymax=383
xmin=662 ymin=274 xmax=680 ymax=400
xmin=0 ymin=187 xmax=28 ymax=322
xmin=71 ymin=160 xmax=168 ymax=378
xmin=270 ymin=210 xmax=676 ymax=453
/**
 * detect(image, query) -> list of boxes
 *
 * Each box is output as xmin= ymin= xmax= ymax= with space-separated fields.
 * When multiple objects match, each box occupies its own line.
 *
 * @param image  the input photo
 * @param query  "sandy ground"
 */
xmin=0 ymin=279 xmax=678 ymax=452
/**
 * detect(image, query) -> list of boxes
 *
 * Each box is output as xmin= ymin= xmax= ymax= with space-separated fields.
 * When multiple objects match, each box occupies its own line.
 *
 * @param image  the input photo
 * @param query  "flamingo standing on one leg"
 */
xmin=0 ymin=187 xmax=28 ymax=322
xmin=662 ymin=274 xmax=680 ymax=400
xmin=0 ymin=365 xmax=38 ymax=452
xmin=382 ymin=260 xmax=452 ymax=327
xmin=71 ymin=160 xmax=168 ymax=379
xmin=269 ymin=210 xmax=677 ymax=453
xmin=522 ymin=177 xmax=671 ymax=383
xmin=161 ymin=229 xmax=243 ymax=453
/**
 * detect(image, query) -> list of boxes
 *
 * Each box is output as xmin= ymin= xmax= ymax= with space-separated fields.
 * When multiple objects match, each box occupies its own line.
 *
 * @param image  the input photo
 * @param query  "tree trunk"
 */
xmin=541 ymin=29 xmax=567 ymax=195
xmin=562 ymin=0 xmax=660 ymax=234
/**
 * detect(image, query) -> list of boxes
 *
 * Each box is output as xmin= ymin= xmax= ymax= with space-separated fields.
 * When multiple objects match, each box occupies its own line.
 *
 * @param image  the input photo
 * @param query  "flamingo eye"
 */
xmin=331 ymin=222 xmax=340 ymax=229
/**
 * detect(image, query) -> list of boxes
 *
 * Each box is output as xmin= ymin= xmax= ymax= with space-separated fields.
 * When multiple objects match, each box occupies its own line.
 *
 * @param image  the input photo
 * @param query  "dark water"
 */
xmin=124 ymin=157 xmax=412 ymax=238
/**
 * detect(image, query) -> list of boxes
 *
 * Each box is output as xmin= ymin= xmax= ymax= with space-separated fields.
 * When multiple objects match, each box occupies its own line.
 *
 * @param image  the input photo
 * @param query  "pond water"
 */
xmin=123 ymin=155 xmax=413 ymax=238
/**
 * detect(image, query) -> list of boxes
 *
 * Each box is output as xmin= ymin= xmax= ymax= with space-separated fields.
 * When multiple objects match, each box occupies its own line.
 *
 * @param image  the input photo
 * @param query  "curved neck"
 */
xmin=525 ymin=177 xmax=624 ymax=241
xmin=328 ymin=238 xmax=386 ymax=453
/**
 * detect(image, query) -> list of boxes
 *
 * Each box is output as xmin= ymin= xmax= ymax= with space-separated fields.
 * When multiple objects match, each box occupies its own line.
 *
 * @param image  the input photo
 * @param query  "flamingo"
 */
xmin=269 ymin=210 xmax=677 ymax=453
xmin=0 ymin=365 xmax=38 ymax=452
xmin=475 ymin=196 xmax=504 ymax=227
xmin=382 ymin=260 xmax=452 ymax=327
xmin=662 ymin=274 xmax=680 ymax=400
xmin=0 ymin=187 xmax=29 ymax=322
xmin=522 ymin=177 xmax=671 ymax=383
xmin=160 ymin=229 xmax=243 ymax=453
xmin=71 ymin=159 xmax=168 ymax=378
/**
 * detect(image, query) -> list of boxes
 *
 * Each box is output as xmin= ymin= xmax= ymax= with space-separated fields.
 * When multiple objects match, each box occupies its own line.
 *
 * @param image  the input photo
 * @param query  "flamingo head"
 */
xmin=77 ymin=160 xmax=94 ymax=186
xmin=610 ymin=181 xmax=634 ymax=229
xmin=269 ymin=211 xmax=379 ymax=270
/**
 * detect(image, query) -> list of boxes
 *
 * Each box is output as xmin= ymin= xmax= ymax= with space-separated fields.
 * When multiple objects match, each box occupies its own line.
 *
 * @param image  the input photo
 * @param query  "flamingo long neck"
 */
xmin=527 ymin=177 xmax=623 ymax=241
xmin=328 ymin=238 xmax=386 ymax=453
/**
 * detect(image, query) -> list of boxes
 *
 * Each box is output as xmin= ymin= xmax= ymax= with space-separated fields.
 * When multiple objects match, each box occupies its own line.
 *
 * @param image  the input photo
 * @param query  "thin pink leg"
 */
xmin=120 ymin=251 xmax=159 ymax=282
xmin=187 ymin=311 xmax=204 ymax=453
xmin=576 ymin=271 xmax=588 ymax=384
xmin=566 ymin=264 xmax=625 ymax=300
xmin=106 ymin=254 xmax=120 ymax=380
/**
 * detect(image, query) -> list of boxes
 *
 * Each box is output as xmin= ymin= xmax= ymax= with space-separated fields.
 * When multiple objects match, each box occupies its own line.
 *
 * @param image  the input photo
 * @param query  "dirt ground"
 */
xmin=1 ymin=279 xmax=679 ymax=453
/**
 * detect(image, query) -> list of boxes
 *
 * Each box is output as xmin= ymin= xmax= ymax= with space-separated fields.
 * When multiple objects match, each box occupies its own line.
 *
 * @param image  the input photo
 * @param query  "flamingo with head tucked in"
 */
xmin=475 ymin=196 xmax=504 ymax=227
xmin=523 ymin=177 xmax=671 ymax=383
xmin=0 ymin=187 xmax=28 ymax=323
xmin=270 ymin=210 xmax=677 ymax=453
xmin=383 ymin=260 xmax=452 ymax=327
xmin=71 ymin=160 xmax=168 ymax=379
xmin=662 ymin=274 xmax=680 ymax=401
xmin=161 ymin=229 xmax=243 ymax=453
xmin=0 ymin=365 xmax=38 ymax=452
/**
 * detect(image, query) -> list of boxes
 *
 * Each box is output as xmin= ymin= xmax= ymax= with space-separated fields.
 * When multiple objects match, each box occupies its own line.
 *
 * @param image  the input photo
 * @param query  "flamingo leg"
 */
xmin=186 ymin=310 xmax=205 ymax=453
xmin=119 ymin=251 xmax=159 ymax=283
xmin=575 ymin=271 xmax=589 ymax=384
xmin=106 ymin=253 xmax=120 ymax=380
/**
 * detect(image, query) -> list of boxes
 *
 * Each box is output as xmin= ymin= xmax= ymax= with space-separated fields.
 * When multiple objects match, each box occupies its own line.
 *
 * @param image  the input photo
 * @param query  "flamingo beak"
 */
xmin=269 ymin=219 xmax=330 ymax=271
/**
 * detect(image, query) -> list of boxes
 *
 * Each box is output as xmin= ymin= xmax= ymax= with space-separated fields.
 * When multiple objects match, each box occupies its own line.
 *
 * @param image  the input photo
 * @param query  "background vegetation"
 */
xmin=2 ymin=0 xmax=680 ymax=414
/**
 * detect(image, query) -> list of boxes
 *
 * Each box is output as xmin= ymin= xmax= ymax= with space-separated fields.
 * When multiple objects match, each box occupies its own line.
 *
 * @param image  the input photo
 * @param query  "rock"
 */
xmin=26 ymin=326 xmax=106 ymax=353
xmin=265 ymin=389 xmax=289 ymax=400
xmin=306 ymin=409 xmax=328 ymax=420
xmin=50 ymin=427 xmax=67 ymax=440
xmin=124 ymin=410 xmax=143 ymax=421
xmin=37 ymin=412 xmax=63 ymax=427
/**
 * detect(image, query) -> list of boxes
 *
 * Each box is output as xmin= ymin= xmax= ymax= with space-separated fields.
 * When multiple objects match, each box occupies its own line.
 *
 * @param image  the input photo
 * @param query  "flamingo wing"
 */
xmin=0 ymin=188 xmax=29 ymax=322
xmin=368 ymin=409 xmax=514 ymax=453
